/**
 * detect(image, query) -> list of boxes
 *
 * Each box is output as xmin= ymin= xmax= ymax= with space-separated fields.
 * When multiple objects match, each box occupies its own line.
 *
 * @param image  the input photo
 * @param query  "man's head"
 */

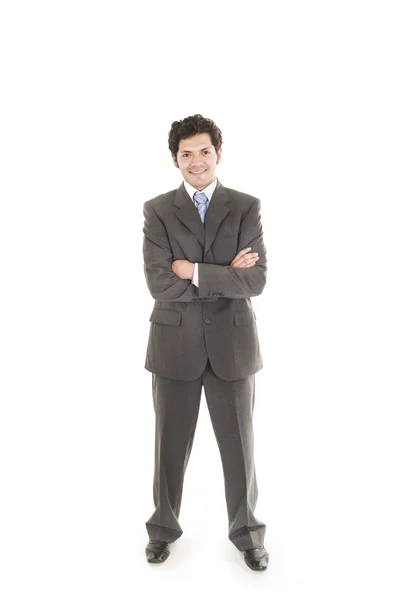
xmin=169 ymin=114 xmax=223 ymax=191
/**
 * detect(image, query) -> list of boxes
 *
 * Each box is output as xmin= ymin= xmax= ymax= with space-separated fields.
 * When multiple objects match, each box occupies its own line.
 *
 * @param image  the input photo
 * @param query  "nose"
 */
xmin=190 ymin=160 xmax=205 ymax=170
xmin=190 ymin=154 xmax=205 ymax=167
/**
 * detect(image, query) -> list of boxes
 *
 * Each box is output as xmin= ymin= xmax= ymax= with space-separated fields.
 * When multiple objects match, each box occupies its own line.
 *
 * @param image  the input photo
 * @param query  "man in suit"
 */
xmin=142 ymin=114 xmax=269 ymax=571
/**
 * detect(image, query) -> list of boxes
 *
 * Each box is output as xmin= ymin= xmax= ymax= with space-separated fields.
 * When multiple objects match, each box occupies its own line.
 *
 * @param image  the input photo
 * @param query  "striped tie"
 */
xmin=193 ymin=191 xmax=208 ymax=224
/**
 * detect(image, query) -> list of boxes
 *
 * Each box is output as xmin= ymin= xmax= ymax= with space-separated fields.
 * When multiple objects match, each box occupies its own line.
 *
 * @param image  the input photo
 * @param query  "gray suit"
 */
xmin=143 ymin=179 xmax=268 ymax=550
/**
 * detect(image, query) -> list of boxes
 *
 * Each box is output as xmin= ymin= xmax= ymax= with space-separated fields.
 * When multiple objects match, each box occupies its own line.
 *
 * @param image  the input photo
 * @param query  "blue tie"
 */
xmin=193 ymin=191 xmax=208 ymax=224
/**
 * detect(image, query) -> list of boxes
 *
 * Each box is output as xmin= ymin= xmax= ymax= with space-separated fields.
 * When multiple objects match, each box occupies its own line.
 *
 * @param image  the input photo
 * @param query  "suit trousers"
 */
xmin=145 ymin=359 xmax=266 ymax=551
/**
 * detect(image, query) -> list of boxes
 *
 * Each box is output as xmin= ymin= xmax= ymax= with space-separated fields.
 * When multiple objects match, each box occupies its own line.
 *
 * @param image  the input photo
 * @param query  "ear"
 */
xmin=171 ymin=154 xmax=179 ymax=169
xmin=216 ymin=147 xmax=222 ymax=164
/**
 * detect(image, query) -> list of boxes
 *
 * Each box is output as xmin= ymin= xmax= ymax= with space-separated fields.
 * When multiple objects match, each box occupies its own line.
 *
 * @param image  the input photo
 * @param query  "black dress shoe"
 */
xmin=243 ymin=545 xmax=269 ymax=571
xmin=145 ymin=540 xmax=170 ymax=564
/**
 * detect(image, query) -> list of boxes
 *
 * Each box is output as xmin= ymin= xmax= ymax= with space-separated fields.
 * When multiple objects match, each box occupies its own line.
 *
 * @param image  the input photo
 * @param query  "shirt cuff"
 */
xmin=192 ymin=262 xmax=199 ymax=287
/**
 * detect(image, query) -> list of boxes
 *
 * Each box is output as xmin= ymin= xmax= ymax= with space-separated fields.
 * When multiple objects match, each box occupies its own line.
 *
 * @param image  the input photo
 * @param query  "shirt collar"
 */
xmin=183 ymin=177 xmax=218 ymax=203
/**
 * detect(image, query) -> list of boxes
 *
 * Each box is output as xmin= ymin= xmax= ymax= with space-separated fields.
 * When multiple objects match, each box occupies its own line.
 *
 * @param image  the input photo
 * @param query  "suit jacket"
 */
xmin=143 ymin=179 xmax=267 ymax=381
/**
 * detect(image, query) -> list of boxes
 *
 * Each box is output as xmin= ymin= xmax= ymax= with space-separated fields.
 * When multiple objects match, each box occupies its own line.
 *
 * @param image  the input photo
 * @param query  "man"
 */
xmin=142 ymin=114 xmax=269 ymax=571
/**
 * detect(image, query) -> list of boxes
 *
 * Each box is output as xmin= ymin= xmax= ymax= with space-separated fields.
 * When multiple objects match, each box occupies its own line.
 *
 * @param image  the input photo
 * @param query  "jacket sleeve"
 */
xmin=197 ymin=197 xmax=267 ymax=299
xmin=143 ymin=201 xmax=210 ymax=302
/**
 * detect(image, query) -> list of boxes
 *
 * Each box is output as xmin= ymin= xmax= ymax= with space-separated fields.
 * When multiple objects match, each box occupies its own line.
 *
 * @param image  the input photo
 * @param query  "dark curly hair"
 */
xmin=168 ymin=114 xmax=223 ymax=156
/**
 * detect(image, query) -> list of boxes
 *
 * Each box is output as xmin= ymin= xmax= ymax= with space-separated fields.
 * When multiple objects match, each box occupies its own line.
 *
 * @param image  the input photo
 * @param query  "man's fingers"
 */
xmin=234 ymin=247 xmax=253 ymax=259
xmin=230 ymin=252 xmax=259 ymax=268
xmin=235 ymin=259 xmax=259 ymax=269
xmin=230 ymin=248 xmax=252 ymax=266
xmin=231 ymin=251 xmax=258 ymax=262
xmin=231 ymin=256 xmax=259 ymax=268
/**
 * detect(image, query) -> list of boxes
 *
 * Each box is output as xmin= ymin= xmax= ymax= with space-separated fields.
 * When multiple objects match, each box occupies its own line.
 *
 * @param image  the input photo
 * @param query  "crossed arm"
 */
xmin=143 ymin=198 xmax=267 ymax=302
xmin=172 ymin=247 xmax=260 ymax=280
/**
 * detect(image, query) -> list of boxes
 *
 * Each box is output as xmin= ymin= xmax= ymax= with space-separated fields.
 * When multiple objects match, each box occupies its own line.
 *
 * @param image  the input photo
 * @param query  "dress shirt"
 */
xmin=183 ymin=178 xmax=218 ymax=287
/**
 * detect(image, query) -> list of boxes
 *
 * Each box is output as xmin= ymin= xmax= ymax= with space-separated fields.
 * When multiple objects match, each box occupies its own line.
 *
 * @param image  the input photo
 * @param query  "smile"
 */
xmin=190 ymin=169 xmax=207 ymax=175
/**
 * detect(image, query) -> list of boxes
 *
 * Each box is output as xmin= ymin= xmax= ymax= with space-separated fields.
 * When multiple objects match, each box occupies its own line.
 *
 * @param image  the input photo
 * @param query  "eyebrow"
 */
xmin=179 ymin=146 xmax=212 ymax=153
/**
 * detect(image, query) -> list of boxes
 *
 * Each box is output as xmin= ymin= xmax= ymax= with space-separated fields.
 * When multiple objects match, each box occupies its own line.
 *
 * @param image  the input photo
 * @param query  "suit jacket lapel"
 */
xmin=203 ymin=180 xmax=230 ymax=256
xmin=173 ymin=182 xmax=205 ymax=247
xmin=173 ymin=179 xmax=230 ymax=256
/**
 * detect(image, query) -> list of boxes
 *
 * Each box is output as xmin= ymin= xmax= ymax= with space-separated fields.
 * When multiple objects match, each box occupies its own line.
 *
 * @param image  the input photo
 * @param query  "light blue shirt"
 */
xmin=183 ymin=178 xmax=218 ymax=287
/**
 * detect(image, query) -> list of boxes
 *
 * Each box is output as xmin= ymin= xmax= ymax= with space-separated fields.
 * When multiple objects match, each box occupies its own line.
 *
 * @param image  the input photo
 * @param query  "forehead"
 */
xmin=178 ymin=133 xmax=213 ymax=152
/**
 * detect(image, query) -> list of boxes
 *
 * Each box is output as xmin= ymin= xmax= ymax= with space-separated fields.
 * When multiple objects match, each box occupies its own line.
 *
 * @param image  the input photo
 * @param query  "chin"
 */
xmin=191 ymin=178 xmax=211 ymax=189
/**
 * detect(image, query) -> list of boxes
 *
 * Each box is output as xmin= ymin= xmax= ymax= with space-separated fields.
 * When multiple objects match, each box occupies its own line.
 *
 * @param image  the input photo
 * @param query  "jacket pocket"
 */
xmin=233 ymin=311 xmax=255 ymax=327
xmin=149 ymin=309 xmax=182 ymax=327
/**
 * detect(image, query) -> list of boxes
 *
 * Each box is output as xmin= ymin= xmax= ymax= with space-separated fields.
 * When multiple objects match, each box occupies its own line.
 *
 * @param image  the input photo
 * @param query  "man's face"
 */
xmin=172 ymin=132 xmax=222 ymax=191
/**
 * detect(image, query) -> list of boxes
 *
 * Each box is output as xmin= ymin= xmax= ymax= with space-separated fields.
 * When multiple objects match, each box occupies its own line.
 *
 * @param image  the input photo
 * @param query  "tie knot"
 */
xmin=193 ymin=191 xmax=208 ymax=206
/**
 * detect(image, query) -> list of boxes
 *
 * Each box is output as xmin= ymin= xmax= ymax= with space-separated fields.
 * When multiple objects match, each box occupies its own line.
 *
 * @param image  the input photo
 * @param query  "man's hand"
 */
xmin=230 ymin=248 xmax=259 ymax=268
xmin=172 ymin=259 xmax=195 ymax=280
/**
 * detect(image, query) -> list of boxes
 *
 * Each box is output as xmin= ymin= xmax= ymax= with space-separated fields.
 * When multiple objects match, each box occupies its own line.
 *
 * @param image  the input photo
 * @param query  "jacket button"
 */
xmin=205 ymin=318 xmax=211 ymax=324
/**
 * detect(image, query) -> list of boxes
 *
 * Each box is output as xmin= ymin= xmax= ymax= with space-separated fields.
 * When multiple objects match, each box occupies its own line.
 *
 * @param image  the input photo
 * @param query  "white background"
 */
xmin=1 ymin=1 xmax=396 ymax=598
